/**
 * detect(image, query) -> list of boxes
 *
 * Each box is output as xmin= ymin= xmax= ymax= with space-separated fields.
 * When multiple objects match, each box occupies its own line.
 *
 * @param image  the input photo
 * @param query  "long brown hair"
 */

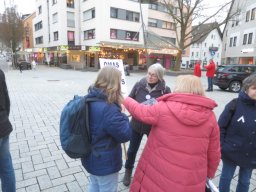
xmin=94 ymin=66 xmax=123 ymax=106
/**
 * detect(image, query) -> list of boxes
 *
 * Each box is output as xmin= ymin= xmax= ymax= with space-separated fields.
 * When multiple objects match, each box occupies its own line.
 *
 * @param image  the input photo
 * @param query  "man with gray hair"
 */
xmin=122 ymin=63 xmax=171 ymax=186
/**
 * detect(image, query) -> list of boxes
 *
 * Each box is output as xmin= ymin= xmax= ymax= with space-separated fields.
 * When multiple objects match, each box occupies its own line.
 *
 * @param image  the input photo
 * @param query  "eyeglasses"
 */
xmin=147 ymin=72 xmax=157 ymax=78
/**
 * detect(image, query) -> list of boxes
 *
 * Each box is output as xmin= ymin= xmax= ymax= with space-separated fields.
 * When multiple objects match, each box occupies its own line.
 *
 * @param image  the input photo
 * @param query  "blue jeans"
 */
xmin=219 ymin=158 xmax=252 ymax=192
xmin=0 ymin=135 xmax=16 ymax=192
xmin=88 ymin=172 xmax=118 ymax=192
xmin=207 ymin=77 xmax=213 ymax=90
xmin=125 ymin=129 xmax=146 ymax=170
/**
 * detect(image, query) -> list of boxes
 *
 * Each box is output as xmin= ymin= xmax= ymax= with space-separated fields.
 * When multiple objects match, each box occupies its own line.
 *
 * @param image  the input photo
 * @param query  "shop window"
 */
xmin=71 ymin=55 xmax=80 ymax=62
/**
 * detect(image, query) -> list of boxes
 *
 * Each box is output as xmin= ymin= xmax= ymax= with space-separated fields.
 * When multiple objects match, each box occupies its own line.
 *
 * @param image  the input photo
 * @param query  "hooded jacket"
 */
xmin=219 ymin=91 xmax=256 ymax=168
xmin=129 ymin=77 xmax=171 ymax=135
xmin=81 ymin=87 xmax=131 ymax=176
xmin=123 ymin=93 xmax=220 ymax=192
xmin=0 ymin=69 xmax=12 ymax=138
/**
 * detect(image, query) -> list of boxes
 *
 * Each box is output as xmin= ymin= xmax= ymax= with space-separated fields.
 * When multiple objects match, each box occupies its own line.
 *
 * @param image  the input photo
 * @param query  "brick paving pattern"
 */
xmin=0 ymin=64 xmax=256 ymax=191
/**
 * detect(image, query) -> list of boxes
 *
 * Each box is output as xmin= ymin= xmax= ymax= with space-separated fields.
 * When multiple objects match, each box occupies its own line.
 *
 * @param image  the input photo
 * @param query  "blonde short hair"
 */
xmin=148 ymin=63 xmax=165 ymax=81
xmin=173 ymin=75 xmax=205 ymax=96
xmin=94 ymin=66 xmax=123 ymax=106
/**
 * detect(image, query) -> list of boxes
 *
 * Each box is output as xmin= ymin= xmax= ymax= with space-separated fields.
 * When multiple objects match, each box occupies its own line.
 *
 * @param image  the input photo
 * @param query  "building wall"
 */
xmin=222 ymin=0 xmax=256 ymax=64
xmin=190 ymin=29 xmax=222 ymax=67
xmin=22 ymin=12 xmax=36 ymax=50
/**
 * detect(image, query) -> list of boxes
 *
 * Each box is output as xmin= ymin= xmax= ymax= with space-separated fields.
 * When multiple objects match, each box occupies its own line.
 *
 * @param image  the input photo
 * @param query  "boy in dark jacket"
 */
xmin=0 ymin=69 xmax=16 ymax=192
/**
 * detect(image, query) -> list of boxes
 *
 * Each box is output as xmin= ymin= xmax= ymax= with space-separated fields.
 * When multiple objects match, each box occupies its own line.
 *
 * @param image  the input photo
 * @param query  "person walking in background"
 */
xmin=32 ymin=60 xmax=37 ymax=71
xmin=0 ymin=69 xmax=16 ymax=192
xmin=194 ymin=60 xmax=201 ymax=77
xmin=81 ymin=66 xmax=131 ymax=192
xmin=218 ymin=74 xmax=256 ymax=192
xmin=122 ymin=63 xmax=171 ymax=186
xmin=123 ymin=75 xmax=220 ymax=191
xmin=204 ymin=59 xmax=216 ymax=91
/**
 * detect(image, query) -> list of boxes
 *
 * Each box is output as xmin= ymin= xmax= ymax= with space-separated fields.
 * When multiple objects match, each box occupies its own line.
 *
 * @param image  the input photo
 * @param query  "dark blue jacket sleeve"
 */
xmin=103 ymin=105 xmax=131 ymax=143
xmin=218 ymin=102 xmax=235 ymax=145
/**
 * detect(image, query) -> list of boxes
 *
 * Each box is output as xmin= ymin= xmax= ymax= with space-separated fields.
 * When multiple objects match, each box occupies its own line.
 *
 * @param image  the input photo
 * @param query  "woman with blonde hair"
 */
xmin=81 ymin=66 xmax=131 ymax=192
xmin=123 ymin=75 xmax=221 ymax=192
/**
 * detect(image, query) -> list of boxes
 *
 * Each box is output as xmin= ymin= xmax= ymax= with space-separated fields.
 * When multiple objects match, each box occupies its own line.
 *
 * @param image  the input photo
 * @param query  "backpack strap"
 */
xmin=226 ymin=98 xmax=238 ymax=127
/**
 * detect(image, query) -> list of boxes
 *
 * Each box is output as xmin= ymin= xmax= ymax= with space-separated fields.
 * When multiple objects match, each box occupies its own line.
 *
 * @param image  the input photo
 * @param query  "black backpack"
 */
xmin=60 ymin=95 xmax=100 ymax=159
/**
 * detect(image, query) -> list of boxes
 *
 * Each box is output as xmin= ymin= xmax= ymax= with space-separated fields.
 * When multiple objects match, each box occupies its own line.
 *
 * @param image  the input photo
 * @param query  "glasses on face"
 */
xmin=147 ymin=72 xmax=157 ymax=78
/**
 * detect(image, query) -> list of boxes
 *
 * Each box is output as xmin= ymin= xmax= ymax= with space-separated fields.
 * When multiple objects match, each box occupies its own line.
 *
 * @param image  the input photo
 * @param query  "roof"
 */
xmin=192 ymin=22 xmax=222 ymax=43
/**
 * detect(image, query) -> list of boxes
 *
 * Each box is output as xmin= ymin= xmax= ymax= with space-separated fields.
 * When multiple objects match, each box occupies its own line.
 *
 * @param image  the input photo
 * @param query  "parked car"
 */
xmin=213 ymin=64 xmax=256 ymax=92
xmin=18 ymin=61 xmax=32 ymax=70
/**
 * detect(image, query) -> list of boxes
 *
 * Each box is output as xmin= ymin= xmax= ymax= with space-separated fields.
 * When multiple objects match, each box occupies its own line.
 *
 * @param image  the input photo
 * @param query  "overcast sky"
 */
xmin=0 ymin=0 xmax=231 ymax=24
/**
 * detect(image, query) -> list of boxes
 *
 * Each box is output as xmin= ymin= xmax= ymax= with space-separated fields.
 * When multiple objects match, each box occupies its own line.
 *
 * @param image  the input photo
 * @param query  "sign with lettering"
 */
xmin=99 ymin=58 xmax=127 ymax=95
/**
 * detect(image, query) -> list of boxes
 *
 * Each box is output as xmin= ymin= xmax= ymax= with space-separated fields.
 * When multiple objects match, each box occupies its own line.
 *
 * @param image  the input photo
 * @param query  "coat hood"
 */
xmin=158 ymin=93 xmax=217 ymax=126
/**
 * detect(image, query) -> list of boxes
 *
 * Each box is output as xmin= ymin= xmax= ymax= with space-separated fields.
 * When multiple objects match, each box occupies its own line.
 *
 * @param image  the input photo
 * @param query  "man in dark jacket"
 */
xmin=0 ymin=69 xmax=16 ymax=192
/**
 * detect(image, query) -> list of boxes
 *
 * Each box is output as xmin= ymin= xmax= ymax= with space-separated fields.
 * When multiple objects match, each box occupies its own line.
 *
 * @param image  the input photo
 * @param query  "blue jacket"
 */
xmin=81 ymin=87 xmax=131 ymax=176
xmin=218 ymin=91 xmax=256 ymax=168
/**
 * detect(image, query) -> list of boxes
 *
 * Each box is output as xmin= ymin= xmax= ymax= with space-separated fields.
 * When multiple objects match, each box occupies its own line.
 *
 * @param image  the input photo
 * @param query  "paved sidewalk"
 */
xmin=1 ymin=65 xmax=256 ymax=191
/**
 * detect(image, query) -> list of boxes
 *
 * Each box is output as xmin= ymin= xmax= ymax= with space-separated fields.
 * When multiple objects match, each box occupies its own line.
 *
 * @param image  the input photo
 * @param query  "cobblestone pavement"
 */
xmin=1 ymin=65 xmax=256 ymax=191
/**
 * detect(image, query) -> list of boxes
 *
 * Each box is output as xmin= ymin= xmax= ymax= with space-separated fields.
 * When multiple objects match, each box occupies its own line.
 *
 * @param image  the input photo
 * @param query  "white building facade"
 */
xmin=32 ymin=0 xmax=181 ymax=69
xmin=222 ymin=0 xmax=256 ymax=65
xmin=189 ymin=24 xmax=222 ymax=68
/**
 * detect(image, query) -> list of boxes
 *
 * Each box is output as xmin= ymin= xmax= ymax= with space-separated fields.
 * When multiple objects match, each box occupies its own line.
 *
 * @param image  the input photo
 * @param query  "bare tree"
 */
xmin=0 ymin=6 xmax=24 ymax=65
xmin=161 ymin=0 xmax=239 ymax=71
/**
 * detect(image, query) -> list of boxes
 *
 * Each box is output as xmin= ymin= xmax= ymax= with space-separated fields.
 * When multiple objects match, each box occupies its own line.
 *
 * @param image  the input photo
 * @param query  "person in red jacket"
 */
xmin=194 ymin=61 xmax=201 ymax=77
xmin=123 ymin=75 xmax=221 ymax=192
xmin=204 ymin=59 xmax=216 ymax=91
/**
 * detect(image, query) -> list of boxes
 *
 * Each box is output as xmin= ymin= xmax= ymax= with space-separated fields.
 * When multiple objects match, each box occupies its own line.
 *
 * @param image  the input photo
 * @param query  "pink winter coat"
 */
xmin=123 ymin=93 xmax=221 ymax=192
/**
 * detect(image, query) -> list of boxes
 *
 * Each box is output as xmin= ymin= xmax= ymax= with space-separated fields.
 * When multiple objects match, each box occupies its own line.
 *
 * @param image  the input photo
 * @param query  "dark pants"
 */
xmin=207 ymin=77 xmax=213 ymax=91
xmin=125 ymin=129 xmax=147 ymax=170
xmin=219 ymin=158 xmax=252 ymax=192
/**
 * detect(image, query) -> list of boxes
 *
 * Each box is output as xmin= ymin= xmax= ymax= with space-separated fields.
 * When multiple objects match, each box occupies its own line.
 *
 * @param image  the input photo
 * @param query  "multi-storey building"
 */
xmin=222 ymin=0 xmax=256 ymax=65
xmin=22 ymin=12 xmax=36 ymax=61
xmin=32 ymin=0 xmax=185 ymax=69
xmin=189 ymin=23 xmax=222 ymax=68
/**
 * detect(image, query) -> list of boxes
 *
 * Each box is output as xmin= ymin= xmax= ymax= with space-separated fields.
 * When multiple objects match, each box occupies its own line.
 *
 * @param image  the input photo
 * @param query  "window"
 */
xmin=148 ymin=18 xmax=157 ymax=27
xmin=243 ymin=34 xmax=247 ymax=45
xmin=229 ymin=37 xmax=233 ymax=47
xmin=52 ymin=0 xmax=57 ymax=5
xmin=251 ymin=8 xmax=256 ymax=20
xmin=110 ymin=8 xmax=118 ymax=18
xmin=67 ymin=0 xmax=74 ymax=8
xmin=110 ymin=29 xmax=117 ymax=39
xmin=84 ymin=29 xmax=95 ymax=40
xmin=191 ymin=52 xmax=194 ymax=57
xmin=149 ymin=3 xmax=158 ymax=10
xmin=248 ymin=33 xmax=253 ymax=44
xmin=52 ymin=13 xmax=58 ymax=23
xmin=196 ymin=52 xmax=198 ymax=57
xmin=162 ymin=21 xmax=172 ymax=29
xmin=83 ymin=8 xmax=95 ymax=21
xmin=38 ymin=6 xmax=42 ymax=14
xmin=53 ymin=31 xmax=58 ymax=41
xmin=246 ymin=10 xmax=250 ymax=22
xmin=205 ymin=43 xmax=207 ymax=47
xmin=126 ymin=11 xmax=139 ymax=22
xmin=67 ymin=12 xmax=75 ymax=27
xmin=35 ymin=36 xmax=43 ymax=44
xmin=67 ymin=31 xmax=75 ymax=45
xmin=34 ymin=21 xmax=43 ymax=31
xmin=233 ymin=36 xmax=237 ymax=46
xmin=204 ymin=52 xmax=206 ymax=56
